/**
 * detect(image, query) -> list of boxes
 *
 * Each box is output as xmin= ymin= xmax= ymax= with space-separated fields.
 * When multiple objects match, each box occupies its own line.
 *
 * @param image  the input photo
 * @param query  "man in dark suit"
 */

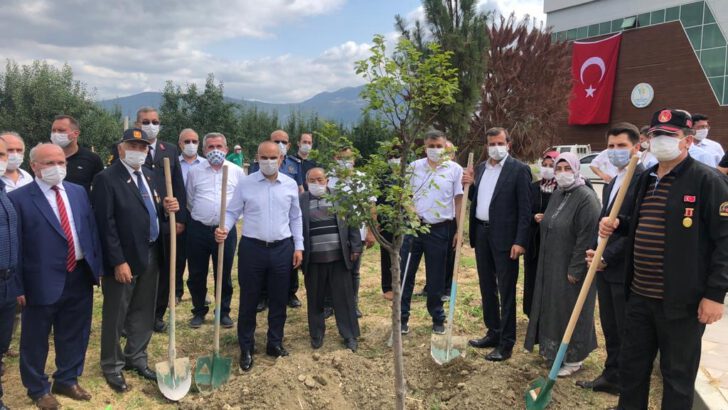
xmin=93 ymin=128 xmax=179 ymax=393
xmin=9 ymin=144 xmax=103 ymax=409
xmin=110 ymin=107 xmax=188 ymax=333
xmin=462 ymin=127 xmax=531 ymax=361
xmin=577 ymin=123 xmax=645 ymax=395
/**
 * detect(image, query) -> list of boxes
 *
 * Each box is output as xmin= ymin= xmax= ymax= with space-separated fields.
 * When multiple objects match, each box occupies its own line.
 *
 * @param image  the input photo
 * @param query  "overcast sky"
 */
xmin=0 ymin=0 xmax=544 ymax=103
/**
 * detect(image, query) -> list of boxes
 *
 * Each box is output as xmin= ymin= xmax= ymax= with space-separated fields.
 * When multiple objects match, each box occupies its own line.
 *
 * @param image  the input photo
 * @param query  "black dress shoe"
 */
xmin=266 ymin=344 xmax=289 ymax=358
xmin=469 ymin=334 xmax=500 ymax=348
xmin=124 ymin=365 xmax=156 ymax=381
xmin=104 ymin=372 xmax=129 ymax=392
xmin=240 ymin=350 xmax=253 ymax=372
xmin=576 ymin=375 xmax=620 ymax=395
xmin=153 ymin=318 xmax=167 ymax=333
xmin=220 ymin=315 xmax=234 ymax=328
xmin=311 ymin=336 xmax=323 ymax=349
xmin=344 ymin=338 xmax=358 ymax=352
xmin=485 ymin=347 xmax=512 ymax=362
xmin=288 ymin=295 xmax=302 ymax=308
xmin=256 ymin=299 xmax=268 ymax=312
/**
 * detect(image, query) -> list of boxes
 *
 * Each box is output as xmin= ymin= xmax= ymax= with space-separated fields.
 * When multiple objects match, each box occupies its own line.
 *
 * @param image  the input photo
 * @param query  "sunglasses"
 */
xmin=273 ymin=140 xmax=288 ymax=144
xmin=183 ymin=140 xmax=198 ymax=144
xmin=141 ymin=120 xmax=160 ymax=125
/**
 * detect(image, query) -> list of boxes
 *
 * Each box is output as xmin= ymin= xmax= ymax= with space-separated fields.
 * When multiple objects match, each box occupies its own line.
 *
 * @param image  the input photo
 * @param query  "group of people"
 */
xmin=0 ymin=105 xmax=726 ymax=410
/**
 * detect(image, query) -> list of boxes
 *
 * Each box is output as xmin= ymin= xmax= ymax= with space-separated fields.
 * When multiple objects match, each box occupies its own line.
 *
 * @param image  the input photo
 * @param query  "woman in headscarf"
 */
xmin=523 ymin=151 xmax=559 ymax=318
xmin=524 ymin=152 xmax=601 ymax=377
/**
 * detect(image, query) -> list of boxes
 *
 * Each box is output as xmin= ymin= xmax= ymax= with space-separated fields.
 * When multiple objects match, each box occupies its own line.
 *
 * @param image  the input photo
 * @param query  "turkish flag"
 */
xmin=568 ymin=34 xmax=622 ymax=125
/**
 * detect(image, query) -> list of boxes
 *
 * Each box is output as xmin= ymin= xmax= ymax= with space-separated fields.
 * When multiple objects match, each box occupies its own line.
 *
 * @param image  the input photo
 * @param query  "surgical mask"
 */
xmin=607 ymin=148 xmax=631 ymax=168
xmin=299 ymin=144 xmax=312 ymax=154
xmin=650 ymin=136 xmax=682 ymax=162
xmin=0 ymin=160 xmax=6 ymax=175
xmin=426 ymin=148 xmax=444 ymax=163
xmin=555 ymin=171 xmax=575 ymax=187
xmin=259 ymin=159 xmax=279 ymax=176
xmin=123 ymin=150 xmax=147 ymax=169
xmin=182 ymin=143 xmax=198 ymax=157
xmin=337 ymin=159 xmax=354 ymax=169
xmin=141 ymin=124 xmax=160 ymax=140
xmin=40 ymin=165 xmax=66 ymax=186
xmin=488 ymin=145 xmax=509 ymax=161
xmin=694 ymin=129 xmax=709 ymax=141
xmin=388 ymin=158 xmax=401 ymax=167
xmin=50 ymin=132 xmax=71 ymax=148
xmin=278 ymin=142 xmax=288 ymax=156
xmin=206 ymin=149 xmax=226 ymax=166
xmin=540 ymin=166 xmax=554 ymax=180
xmin=309 ymin=183 xmax=327 ymax=197
xmin=7 ymin=153 xmax=22 ymax=170
xmin=640 ymin=141 xmax=649 ymax=150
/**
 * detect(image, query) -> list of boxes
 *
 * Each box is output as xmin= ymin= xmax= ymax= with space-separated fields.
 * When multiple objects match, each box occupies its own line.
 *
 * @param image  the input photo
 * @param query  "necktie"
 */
xmin=51 ymin=186 xmax=77 ymax=272
xmin=146 ymin=146 xmax=154 ymax=167
xmin=134 ymin=171 xmax=159 ymax=242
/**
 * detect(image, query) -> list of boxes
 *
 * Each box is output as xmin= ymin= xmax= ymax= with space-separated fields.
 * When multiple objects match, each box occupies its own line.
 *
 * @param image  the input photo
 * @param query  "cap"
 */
xmin=121 ymin=128 xmax=152 ymax=144
xmin=648 ymin=109 xmax=693 ymax=135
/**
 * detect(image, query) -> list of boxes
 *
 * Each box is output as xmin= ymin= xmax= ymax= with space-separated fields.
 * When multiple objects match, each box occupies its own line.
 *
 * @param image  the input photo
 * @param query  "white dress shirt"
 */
xmin=607 ymin=167 xmax=628 ymax=208
xmin=409 ymin=158 xmax=464 ymax=224
xmin=689 ymin=144 xmax=718 ymax=167
xmin=225 ymin=171 xmax=303 ymax=250
xmin=2 ymin=168 xmax=32 ymax=193
xmin=186 ymin=160 xmax=245 ymax=226
xmin=638 ymin=151 xmax=658 ymax=169
xmin=590 ymin=150 xmax=618 ymax=178
xmin=179 ymin=154 xmax=208 ymax=184
xmin=35 ymin=178 xmax=84 ymax=260
xmin=475 ymin=156 xmax=506 ymax=221
xmin=695 ymin=138 xmax=724 ymax=165
xmin=328 ymin=171 xmax=376 ymax=240
xmin=120 ymin=160 xmax=160 ymax=235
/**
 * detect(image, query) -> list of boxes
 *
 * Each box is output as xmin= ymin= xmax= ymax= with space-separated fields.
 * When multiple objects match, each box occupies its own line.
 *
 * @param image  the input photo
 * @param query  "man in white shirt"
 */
xmin=215 ymin=141 xmax=303 ymax=372
xmin=185 ymin=132 xmax=244 ymax=329
xmin=691 ymin=113 xmax=724 ymax=163
xmin=589 ymin=149 xmax=618 ymax=183
xmin=0 ymin=132 xmax=33 ymax=193
xmin=399 ymin=130 xmax=463 ymax=335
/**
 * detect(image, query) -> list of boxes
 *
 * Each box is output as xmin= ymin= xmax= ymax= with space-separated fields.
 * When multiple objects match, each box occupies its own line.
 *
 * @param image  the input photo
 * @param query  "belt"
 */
xmin=475 ymin=219 xmax=490 ymax=227
xmin=0 ymin=268 xmax=10 ymax=280
xmin=420 ymin=219 xmax=454 ymax=229
xmin=243 ymin=236 xmax=291 ymax=248
xmin=192 ymin=218 xmax=220 ymax=231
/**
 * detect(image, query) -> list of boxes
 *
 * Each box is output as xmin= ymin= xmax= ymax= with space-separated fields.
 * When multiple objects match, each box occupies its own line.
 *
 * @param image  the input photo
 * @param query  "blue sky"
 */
xmin=0 ymin=0 xmax=544 ymax=103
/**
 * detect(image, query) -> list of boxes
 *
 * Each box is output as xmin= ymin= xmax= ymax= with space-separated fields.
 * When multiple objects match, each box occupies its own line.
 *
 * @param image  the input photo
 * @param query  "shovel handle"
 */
xmin=214 ymin=165 xmax=229 ymax=355
xmin=163 ymin=158 xmax=177 ymax=364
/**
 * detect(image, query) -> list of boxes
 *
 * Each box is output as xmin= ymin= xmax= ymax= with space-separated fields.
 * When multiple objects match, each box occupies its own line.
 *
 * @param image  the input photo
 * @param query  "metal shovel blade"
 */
xmin=430 ymin=333 xmax=467 ymax=365
xmin=194 ymin=353 xmax=232 ymax=393
xmin=525 ymin=377 xmax=554 ymax=410
xmin=155 ymin=357 xmax=192 ymax=401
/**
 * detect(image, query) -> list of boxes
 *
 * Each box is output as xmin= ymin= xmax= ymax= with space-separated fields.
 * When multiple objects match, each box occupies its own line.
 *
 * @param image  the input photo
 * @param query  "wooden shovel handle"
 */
xmin=163 ymin=158 xmax=177 ymax=362
xmin=213 ymin=165 xmax=229 ymax=354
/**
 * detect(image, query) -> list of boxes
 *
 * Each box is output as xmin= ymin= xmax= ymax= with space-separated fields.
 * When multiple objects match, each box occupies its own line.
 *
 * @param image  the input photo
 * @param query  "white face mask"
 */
xmin=40 ymin=165 xmax=66 ymax=186
xmin=299 ymin=143 xmax=312 ymax=154
xmin=141 ymin=124 xmax=160 ymax=140
xmin=182 ymin=143 xmax=198 ymax=157
xmin=123 ymin=150 xmax=147 ymax=169
xmin=555 ymin=171 xmax=576 ymax=188
xmin=694 ymin=129 xmax=709 ymax=141
xmin=388 ymin=158 xmax=401 ymax=167
xmin=50 ymin=132 xmax=71 ymax=148
xmin=488 ymin=145 xmax=509 ymax=161
xmin=426 ymin=147 xmax=444 ymax=163
xmin=259 ymin=159 xmax=279 ymax=176
xmin=278 ymin=142 xmax=288 ymax=156
xmin=640 ymin=141 xmax=649 ymax=150
xmin=0 ymin=160 xmax=7 ymax=175
xmin=540 ymin=166 xmax=554 ymax=180
xmin=650 ymin=135 xmax=682 ymax=162
xmin=7 ymin=152 xmax=23 ymax=171
xmin=308 ymin=183 xmax=327 ymax=197
xmin=337 ymin=159 xmax=354 ymax=169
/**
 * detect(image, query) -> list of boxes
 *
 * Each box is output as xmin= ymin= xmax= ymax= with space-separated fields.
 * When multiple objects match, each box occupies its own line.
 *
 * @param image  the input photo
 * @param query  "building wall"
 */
xmin=555 ymin=21 xmax=728 ymax=150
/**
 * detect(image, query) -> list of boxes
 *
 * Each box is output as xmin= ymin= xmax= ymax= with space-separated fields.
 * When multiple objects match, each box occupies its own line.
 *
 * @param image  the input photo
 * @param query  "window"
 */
xmin=687 ymin=26 xmax=703 ymax=49
xmin=665 ymin=6 xmax=680 ymax=22
xmin=709 ymin=76 xmax=724 ymax=102
xmin=577 ymin=26 xmax=588 ymax=39
xmin=637 ymin=13 xmax=650 ymax=27
xmin=702 ymin=24 xmax=725 ymax=49
xmin=611 ymin=18 xmax=623 ymax=32
xmin=621 ymin=17 xmax=637 ymax=29
xmin=700 ymin=47 xmax=726 ymax=77
xmin=599 ymin=22 xmax=611 ymax=35
xmin=588 ymin=24 xmax=600 ymax=37
xmin=681 ymin=2 xmax=704 ymax=28
xmin=650 ymin=9 xmax=665 ymax=25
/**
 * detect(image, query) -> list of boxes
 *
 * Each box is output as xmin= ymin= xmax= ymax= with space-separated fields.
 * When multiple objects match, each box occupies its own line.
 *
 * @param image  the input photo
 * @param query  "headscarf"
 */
xmin=555 ymin=152 xmax=586 ymax=191
xmin=540 ymin=151 xmax=559 ymax=193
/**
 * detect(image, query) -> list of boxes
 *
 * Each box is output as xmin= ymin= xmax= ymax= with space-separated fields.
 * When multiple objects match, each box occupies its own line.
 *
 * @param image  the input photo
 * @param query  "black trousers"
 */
xmin=380 ymin=230 xmax=393 ymax=293
xmin=596 ymin=274 xmax=626 ymax=384
xmin=473 ymin=223 xmax=519 ymax=350
xmin=444 ymin=219 xmax=456 ymax=292
xmin=618 ymin=295 xmax=705 ymax=410
xmin=522 ymin=252 xmax=538 ymax=317
xmin=400 ymin=222 xmax=449 ymax=326
xmin=0 ymin=289 xmax=16 ymax=400
xmin=186 ymin=220 xmax=236 ymax=317
xmin=237 ymin=237 xmax=293 ymax=351
xmin=259 ymin=266 xmax=299 ymax=302
xmin=175 ymin=229 xmax=187 ymax=299
xmin=305 ymin=260 xmax=359 ymax=340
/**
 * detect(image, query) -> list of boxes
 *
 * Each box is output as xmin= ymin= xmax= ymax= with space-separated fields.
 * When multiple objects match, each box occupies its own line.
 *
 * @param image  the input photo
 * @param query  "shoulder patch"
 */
xmin=720 ymin=201 xmax=728 ymax=217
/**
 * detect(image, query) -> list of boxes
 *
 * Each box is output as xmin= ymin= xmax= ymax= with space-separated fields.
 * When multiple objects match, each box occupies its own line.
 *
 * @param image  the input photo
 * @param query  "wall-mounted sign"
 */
xmin=631 ymin=83 xmax=654 ymax=108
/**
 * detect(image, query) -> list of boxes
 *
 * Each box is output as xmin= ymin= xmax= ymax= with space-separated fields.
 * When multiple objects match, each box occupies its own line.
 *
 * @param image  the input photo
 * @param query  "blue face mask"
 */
xmin=607 ymin=148 xmax=631 ymax=168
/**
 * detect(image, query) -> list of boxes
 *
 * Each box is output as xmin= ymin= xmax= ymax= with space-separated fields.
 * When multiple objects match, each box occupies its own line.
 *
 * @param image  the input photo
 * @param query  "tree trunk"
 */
xmin=388 ymin=235 xmax=406 ymax=410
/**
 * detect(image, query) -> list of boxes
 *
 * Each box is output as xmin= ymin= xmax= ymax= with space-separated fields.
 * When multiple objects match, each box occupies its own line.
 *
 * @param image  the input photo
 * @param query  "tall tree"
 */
xmin=469 ymin=15 xmax=571 ymax=162
xmin=396 ymin=0 xmax=488 ymax=159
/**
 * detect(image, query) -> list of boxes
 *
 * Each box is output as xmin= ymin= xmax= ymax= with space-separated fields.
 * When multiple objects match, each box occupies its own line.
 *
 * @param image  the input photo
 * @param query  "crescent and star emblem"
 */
xmin=579 ymin=56 xmax=606 ymax=98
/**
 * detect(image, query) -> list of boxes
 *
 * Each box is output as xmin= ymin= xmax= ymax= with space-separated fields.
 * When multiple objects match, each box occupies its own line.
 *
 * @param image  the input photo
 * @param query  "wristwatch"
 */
xmin=600 ymin=256 xmax=607 ymax=268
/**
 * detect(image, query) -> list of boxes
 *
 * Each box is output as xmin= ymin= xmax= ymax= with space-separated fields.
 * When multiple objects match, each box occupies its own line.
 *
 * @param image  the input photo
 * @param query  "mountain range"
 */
xmin=96 ymin=85 xmax=367 ymax=125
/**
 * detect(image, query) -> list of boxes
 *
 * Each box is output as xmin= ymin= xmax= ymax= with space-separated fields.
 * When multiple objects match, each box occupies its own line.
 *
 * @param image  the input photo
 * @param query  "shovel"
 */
xmin=431 ymin=153 xmax=473 ymax=365
xmin=155 ymin=158 xmax=192 ymax=401
xmin=525 ymin=155 xmax=639 ymax=410
xmin=195 ymin=165 xmax=232 ymax=392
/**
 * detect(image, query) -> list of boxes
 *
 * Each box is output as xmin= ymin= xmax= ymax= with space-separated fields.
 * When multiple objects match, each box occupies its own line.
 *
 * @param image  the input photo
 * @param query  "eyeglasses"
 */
xmin=183 ymin=140 xmax=198 ymax=144
xmin=273 ymin=140 xmax=288 ymax=144
xmin=141 ymin=120 xmax=160 ymax=125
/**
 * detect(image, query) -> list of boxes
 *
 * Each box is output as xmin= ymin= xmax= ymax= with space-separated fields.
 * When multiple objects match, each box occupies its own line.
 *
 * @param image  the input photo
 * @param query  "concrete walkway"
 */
xmin=695 ymin=296 xmax=728 ymax=410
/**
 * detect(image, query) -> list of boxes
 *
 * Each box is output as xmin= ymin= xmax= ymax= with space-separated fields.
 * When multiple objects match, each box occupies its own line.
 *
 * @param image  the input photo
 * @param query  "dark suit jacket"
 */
xmin=597 ymin=163 xmax=645 ymax=284
xmin=468 ymin=156 xmax=532 ymax=251
xmin=9 ymin=181 xmax=103 ymax=306
xmin=111 ymin=140 xmax=188 ymax=231
xmin=299 ymin=190 xmax=363 ymax=274
xmin=91 ymin=161 xmax=166 ymax=277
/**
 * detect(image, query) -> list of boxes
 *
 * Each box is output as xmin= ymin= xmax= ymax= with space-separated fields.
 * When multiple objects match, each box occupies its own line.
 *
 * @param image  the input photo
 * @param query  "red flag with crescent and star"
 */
xmin=568 ymin=33 xmax=622 ymax=125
